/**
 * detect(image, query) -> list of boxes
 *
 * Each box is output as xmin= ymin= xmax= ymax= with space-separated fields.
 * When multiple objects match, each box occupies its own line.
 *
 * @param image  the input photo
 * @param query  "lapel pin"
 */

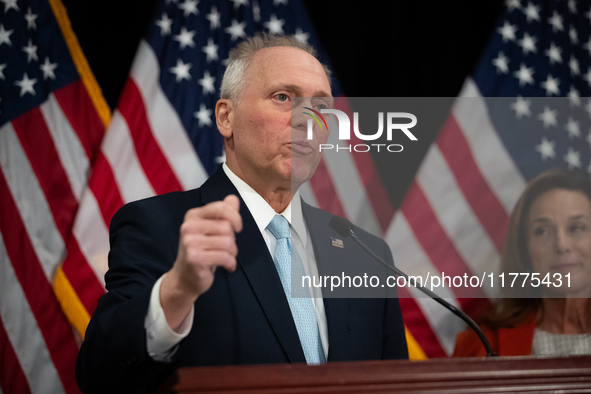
xmin=331 ymin=237 xmax=344 ymax=248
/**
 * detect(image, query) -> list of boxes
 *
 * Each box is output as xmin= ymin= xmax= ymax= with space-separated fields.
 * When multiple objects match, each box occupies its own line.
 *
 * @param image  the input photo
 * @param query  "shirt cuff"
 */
xmin=144 ymin=274 xmax=194 ymax=362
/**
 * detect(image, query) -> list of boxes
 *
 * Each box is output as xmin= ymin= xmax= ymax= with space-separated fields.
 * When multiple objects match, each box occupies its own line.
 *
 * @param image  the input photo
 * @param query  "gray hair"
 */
xmin=220 ymin=33 xmax=332 ymax=102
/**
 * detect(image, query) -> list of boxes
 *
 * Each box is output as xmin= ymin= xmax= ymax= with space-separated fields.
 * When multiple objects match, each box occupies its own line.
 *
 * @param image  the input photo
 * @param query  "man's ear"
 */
xmin=216 ymin=99 xmax=234 ymax=139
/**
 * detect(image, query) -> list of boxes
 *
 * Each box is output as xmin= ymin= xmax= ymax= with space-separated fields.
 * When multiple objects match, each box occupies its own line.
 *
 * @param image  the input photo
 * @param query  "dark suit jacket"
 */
xmin=76 ymin=168 xmax=408 ymax=393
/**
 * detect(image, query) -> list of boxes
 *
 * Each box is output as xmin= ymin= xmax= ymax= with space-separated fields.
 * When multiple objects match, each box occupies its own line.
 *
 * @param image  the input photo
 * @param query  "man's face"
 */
xmin=226 ymin=46 xmax=332 ymax=191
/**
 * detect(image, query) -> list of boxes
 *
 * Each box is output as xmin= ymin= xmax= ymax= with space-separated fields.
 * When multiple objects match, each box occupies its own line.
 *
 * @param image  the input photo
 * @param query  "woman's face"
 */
xmin=527 ymin=188 xmax=591 ymax=296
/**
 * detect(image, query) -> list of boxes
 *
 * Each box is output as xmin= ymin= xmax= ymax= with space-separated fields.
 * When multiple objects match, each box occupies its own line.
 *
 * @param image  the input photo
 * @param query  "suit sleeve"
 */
xmin=76 ymin=199 xmax=182 ymax=394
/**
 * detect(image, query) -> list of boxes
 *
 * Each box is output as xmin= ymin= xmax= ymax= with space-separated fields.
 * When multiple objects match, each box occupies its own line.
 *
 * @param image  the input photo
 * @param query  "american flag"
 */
xmin=0 ymin=0 xmax=108 ymax=393
xmin=387 ymin=0 xmax=591 ymax=357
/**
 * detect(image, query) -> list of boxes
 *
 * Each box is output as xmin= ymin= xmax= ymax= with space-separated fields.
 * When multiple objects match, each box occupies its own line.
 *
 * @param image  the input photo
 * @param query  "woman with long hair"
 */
xmin=454 ymin=169 xmax=591 ymax=357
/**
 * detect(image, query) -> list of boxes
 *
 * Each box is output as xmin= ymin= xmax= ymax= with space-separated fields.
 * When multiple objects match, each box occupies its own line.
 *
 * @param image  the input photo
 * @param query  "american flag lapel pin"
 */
xmin=331 ymin=237 xmax=344 ymax=248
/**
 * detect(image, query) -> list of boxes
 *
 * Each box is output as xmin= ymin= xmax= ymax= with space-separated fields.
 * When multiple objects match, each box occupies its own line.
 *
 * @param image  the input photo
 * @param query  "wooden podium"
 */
xmin=157 ymin=355 xmax=591 ymax=393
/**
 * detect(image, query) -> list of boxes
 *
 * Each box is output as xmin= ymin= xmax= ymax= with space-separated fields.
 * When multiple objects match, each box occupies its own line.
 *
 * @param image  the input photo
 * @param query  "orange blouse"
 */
xmin=453 ymin=313 xmax=536 ymax=357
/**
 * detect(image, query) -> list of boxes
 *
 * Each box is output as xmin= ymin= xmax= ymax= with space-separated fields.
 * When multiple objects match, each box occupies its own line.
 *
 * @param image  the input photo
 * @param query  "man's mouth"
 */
xmin=290 ymin=141 xmax=314 ymax=154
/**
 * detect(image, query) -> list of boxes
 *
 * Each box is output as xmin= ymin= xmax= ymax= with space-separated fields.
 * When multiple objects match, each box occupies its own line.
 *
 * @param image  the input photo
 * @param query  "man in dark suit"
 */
xmin=76 ymin=34 xmax=408 ymax=394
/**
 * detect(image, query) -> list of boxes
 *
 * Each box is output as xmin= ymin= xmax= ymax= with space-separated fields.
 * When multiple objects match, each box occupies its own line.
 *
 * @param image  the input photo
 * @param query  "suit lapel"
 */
xmin=200 ymin=168 xmax=306 ymax=363
xmin=302 ymin=202 xmax=349 ymax=362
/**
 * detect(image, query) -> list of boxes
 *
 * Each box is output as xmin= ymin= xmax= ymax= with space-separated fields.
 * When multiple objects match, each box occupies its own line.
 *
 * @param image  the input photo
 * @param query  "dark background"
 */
xmin=60 ymin=0 xmax=505 ymax=207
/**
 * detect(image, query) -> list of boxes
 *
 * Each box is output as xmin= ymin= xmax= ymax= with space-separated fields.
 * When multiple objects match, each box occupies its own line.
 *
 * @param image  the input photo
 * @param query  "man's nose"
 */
xmin=291 ymin=108 xmax=308 ymax=132
xmin=291 ymin=99 xmax=315 ymax=132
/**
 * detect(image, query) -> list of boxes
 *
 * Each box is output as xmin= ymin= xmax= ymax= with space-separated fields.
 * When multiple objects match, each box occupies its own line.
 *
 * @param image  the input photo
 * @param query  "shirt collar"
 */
xmin=222 ymin=164 xmax=308 ymax=246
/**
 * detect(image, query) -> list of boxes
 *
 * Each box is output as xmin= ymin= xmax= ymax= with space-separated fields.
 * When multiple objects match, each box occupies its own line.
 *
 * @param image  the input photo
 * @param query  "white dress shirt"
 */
xmin=145 ymin=164 xmax=328 ymax=361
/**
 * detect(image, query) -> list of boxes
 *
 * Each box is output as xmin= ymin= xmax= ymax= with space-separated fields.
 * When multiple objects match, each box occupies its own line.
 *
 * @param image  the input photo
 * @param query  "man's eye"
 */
xmin=276 ymin=93 xmax=289 ymax=102
xmin=316 ymin=104 xmax=327 ymax=110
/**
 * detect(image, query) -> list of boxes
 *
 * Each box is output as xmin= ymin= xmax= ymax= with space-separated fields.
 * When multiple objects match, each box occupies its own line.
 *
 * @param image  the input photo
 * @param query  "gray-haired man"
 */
xmin=76 ymin=34 xmax=408 ymax=394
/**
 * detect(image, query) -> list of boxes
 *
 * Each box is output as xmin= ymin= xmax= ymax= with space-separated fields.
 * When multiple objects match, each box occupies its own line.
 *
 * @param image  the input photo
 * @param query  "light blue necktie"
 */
xmin=267 ymin=215 xmax=325 ymax=364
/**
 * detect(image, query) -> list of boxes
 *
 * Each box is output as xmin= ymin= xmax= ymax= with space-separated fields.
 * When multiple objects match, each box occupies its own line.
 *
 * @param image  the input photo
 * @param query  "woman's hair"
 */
xmin=484 ymin=168 xmax=591 ymax=328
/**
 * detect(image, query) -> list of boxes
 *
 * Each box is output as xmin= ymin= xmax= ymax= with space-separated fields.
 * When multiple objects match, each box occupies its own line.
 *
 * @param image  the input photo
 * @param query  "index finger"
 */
xmin=222 ymin=194 xmax=242 ymax=232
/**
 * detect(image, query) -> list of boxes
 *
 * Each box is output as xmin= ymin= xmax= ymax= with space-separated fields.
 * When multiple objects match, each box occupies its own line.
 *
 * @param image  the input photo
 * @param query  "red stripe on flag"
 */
xmin=334 ymin=99 xmax=395 ymax=233
xmin=0 ymin=172 xmax=81 ymax=394
xmin=0 ymin=318 xmax=32 ymax=394
xmin=54 ymin=80 xmax=105 ymax=163
xmin=12 ymin=110 xmax=78 ymax=240
xmin=397 ymin=287 xmax=447 ymax=358
xmin=349 ymin=141 xmax=395 ymax=233
xmin=62 ymin=238 xmax=105 ymax=316
xmin=437 ymin=115 xmax=509 ymax=253
xmin=118 ymin=78 xmax=183 ymax=195
xmin=401 ymin=181 xmax=491 ymax=309
xmin=308 ymin=157 xmax=346 ymax=217
xmin=88 ymin=152 xmax=126 ymax=227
